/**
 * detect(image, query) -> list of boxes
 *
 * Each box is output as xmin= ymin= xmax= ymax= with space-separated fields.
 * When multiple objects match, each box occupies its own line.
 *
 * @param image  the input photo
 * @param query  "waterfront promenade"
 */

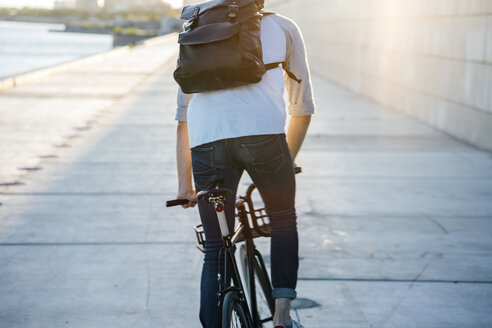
xmin=1 ymin=36 xmax=492 ymax=327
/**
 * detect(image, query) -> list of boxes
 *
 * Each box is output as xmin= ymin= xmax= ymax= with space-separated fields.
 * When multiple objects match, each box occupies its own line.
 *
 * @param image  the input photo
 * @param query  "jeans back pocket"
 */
xmin=191 ymin=145 xmax=217 ymax=191
xmin=240 ymin=134 xmax=285 ymax=174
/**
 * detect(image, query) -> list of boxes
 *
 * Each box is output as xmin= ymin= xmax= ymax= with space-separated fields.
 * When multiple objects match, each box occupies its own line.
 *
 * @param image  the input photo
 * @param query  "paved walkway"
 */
xmin=0 ymin=35 xmax=177 ymax=188
xmin=0 ymin=39 xmax=492 ymax=327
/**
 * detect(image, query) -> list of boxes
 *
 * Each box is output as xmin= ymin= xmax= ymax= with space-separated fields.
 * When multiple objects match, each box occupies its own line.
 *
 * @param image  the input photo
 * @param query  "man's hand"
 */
xmin=177 ymin=188 xmax=197 ymax=208
xmin=176 ymin=121 xmax=196 ymax=209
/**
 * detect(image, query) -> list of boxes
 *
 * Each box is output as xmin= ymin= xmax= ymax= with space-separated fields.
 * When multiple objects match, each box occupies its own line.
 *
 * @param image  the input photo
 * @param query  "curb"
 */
xmin=0 ymin=33 xmax=177 ymax=93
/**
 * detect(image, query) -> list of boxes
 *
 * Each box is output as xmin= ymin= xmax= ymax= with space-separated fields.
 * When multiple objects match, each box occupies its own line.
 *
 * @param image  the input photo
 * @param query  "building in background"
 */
xmin=104 ymin=0 xmax=129 ymax=12
xmin=104 ymin=0 xmax=171 ymax=11
xmin=76 ymin=0 xmax=99 ymax=10
xmin=54 ymin=0 xmax=76 ymax=9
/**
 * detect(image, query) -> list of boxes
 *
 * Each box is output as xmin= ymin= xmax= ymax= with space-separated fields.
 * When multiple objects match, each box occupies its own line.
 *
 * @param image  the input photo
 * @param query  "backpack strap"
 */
xmin=265 ymin=62 xmax=302 ymax=83
xmin=261 ymin=12 xmax=302 ymax=84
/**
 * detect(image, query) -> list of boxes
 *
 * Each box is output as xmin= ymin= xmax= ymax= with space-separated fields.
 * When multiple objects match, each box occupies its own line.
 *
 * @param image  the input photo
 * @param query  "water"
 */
xmin=0 ymin=20 xmax=113 ymax=80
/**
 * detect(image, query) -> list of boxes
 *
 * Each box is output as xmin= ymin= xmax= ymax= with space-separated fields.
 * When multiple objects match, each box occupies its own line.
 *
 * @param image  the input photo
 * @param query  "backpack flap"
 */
xmin=177 ymin=20 xmax=242 ymax=75
xmin=178 ymin=22 xmax=239 ymax=45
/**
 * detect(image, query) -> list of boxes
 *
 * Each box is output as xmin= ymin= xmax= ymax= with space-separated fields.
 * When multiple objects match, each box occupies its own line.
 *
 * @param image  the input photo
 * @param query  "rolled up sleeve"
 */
xmin=175 ymin=87 xmax=193 ymax=122
xmin=281 ymin=17 xmax=316 ymax=117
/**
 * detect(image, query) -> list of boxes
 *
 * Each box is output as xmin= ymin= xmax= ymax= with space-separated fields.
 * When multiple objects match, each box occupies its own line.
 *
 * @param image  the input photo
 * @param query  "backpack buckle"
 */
xmin=185 ymin=7 xmax=200 ymax=30
xmin=228 ymin=4 xmax=239 ymax=18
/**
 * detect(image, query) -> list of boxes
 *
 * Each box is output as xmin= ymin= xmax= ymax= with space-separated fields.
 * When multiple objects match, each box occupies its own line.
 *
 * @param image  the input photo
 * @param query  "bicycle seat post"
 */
xmin=211 ymin=195 xmax=230 ymax=237
xmin=197 ymin=187 xmax=233 ymax=238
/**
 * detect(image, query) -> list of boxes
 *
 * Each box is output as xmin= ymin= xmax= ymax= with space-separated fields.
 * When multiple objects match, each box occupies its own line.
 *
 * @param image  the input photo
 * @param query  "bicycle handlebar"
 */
xmin=166 ymin=167 xmax=302 ymax=207
xmin=166 ymin=199 xmax=189 ymax=207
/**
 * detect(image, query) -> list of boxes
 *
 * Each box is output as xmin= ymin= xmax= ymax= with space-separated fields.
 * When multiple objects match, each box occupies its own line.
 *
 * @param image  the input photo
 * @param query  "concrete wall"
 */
xmin=266 ymin=0 xmax=492 ymax=151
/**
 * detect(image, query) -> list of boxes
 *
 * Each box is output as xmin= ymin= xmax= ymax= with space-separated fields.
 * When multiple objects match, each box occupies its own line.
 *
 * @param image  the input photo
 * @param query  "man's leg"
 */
xmin=191 ymin=140 xmax=242 ymax=328
xmin=230 ymin=134 xmax=298 ymax=326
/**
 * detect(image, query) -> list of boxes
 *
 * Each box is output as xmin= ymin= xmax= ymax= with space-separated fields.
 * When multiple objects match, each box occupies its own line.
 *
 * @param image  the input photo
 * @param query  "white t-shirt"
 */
xmin=176 ymin=14 xmax=315 ymax=148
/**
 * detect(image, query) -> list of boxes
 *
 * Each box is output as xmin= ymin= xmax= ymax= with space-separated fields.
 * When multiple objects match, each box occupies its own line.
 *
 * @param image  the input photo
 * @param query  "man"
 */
xmin=175 ymin=10 xmax=315 ymax=328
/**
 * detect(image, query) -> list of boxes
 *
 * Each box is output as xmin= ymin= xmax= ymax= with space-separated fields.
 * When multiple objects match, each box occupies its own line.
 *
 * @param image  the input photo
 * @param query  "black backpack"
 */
xmin=173 ymin=0 xmax=300 ymax=94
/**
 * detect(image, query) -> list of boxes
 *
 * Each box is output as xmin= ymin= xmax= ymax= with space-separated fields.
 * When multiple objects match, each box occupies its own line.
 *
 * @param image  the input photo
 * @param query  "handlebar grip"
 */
xmin=166 ymin=199 xmax=189 ymax=207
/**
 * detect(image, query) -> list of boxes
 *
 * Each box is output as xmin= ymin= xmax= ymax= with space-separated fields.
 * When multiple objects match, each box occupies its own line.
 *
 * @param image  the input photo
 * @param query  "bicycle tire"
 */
xmin=252 ymin=257 xmax=275 ymax=318
xmin=240 ymin=245 xmax=275 ymax=325
xmin=222 ymin=291 xmax=251 ymax=328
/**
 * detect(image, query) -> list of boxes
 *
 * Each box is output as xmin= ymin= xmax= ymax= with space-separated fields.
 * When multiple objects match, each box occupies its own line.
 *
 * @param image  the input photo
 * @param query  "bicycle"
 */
xmin=167 ymin=167 xmax=301 ymax=328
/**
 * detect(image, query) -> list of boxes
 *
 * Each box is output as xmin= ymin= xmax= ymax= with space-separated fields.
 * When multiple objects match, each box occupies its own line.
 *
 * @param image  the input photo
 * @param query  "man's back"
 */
xmin=176 ymin=14 xmax=315 ymax=148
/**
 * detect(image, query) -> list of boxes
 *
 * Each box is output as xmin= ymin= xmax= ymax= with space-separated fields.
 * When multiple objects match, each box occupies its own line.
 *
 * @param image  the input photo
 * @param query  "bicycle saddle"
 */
xmin=197 ymin=188 xmax=232 ymax=201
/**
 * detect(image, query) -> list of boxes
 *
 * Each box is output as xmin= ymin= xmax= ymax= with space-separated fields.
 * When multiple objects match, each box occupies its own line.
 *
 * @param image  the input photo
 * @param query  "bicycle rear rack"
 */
xmin=194 ymin=224 xmax=206 ymax=253
xmin=194 ymin=205 xmax=271 ymax=253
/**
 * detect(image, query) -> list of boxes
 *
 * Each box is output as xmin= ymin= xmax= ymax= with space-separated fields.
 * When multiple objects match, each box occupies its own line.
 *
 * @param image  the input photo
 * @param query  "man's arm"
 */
xmin=275 ymin=16 xmax=315 ymax=162
xmin=176 ymin=121 xmax=196 ymax=208
xmin=287 ymin=115 xmax=311 ymax=161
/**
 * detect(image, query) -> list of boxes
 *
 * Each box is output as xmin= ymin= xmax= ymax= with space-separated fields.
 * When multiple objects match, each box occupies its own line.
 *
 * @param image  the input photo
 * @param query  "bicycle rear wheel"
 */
xmin=240 ymin=245 xmax=275 ymax=325
xmin=222 ymin=291 xmax=251 ymax=328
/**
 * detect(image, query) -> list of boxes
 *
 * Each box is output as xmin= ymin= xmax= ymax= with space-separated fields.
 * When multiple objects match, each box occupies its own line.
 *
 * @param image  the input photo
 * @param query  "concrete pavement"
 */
xmin=0 ymin=34 xmax=177 ymax=189
xmin=1 ymin=38 xmax=492 ymax=327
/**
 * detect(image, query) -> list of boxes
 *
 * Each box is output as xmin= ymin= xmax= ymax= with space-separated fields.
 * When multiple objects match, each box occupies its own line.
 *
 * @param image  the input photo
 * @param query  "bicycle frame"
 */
xmin=219 ymin=243 xmax=254 ymax=327
xmin=235 ymin=198 xmax=261 ymax=327
xmin=171 ymin=178 xmax=278 ymax=327
xmin=215 ymin=197 xmax=260 ymax=327
xmin=167 ymin=168 xmax=301 ymax=327
xmin=198 ymin=187 xmax=272 ymax=328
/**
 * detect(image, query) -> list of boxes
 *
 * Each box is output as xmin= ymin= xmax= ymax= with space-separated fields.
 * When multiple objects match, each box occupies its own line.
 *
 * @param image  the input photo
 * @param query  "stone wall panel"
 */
xmin=267 ymin=0 xmax=492 ymax=151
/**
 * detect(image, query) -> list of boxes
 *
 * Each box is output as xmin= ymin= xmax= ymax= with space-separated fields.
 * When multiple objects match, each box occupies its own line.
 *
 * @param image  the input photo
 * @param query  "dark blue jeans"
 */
xmin=191 ymin=134 xmax=298 ymax=328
